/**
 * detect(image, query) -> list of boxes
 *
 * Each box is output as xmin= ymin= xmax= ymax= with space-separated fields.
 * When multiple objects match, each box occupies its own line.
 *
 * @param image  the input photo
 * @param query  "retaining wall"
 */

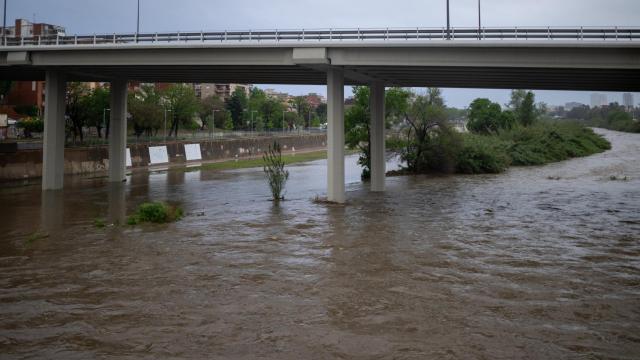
xmin=0 ymin=134 xmax=327 ymax=181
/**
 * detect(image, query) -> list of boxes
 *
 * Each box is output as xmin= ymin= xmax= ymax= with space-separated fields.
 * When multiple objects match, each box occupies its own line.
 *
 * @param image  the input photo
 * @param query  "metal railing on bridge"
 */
xmin=3 ymin=27 xmax=640 ymax=47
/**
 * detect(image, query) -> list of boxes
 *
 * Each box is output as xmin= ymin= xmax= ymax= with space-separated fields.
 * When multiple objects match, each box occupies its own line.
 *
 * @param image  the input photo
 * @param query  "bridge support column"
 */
xmin=370 ymin=81 xmax=385 ymax=192
xmin=327 ymin=68 xmax=345 ymax=203
xmin=42 ymin=71 xmax=67 ymax=191
xmin=109 ymin=79 xmax=128 ymax=183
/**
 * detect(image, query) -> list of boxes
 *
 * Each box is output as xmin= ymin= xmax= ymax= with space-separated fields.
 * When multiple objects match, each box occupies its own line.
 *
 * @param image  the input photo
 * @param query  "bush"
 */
xmin=402 ymin=126 xmax=464 ymax=174
xmin=500 ymin=122 xmax=610 ymax=166
xmin=456 ymin=134 xmax=511 ymax=174
xmin=17 ymin=117 xmax=44 ymax=137
xmin=127 ymin=202 xmax=183 ymax=225
xmin=263 ymin=142 xmax=289 ymax=202
xmin=395 ymin=122 xmax=610 ymax=176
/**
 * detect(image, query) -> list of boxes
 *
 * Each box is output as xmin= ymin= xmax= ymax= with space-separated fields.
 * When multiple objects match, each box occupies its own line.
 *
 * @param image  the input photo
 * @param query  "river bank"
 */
xmin=0 ymin=133 xmax=327 ymax=181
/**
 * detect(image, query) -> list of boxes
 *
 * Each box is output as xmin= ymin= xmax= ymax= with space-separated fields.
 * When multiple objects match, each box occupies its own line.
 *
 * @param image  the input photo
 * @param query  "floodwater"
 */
xmin=1 ymin=129 xmax=639 ymax=359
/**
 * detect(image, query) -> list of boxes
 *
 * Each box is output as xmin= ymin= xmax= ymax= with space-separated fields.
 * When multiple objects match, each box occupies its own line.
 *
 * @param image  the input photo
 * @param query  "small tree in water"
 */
xmin=263 ymin=142 xmax=290 ymax=202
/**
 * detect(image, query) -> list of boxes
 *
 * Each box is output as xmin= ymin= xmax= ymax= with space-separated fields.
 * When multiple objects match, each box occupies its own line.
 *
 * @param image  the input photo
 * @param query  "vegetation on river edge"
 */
xmin=346 ymin=87 xmax=612 ymax=177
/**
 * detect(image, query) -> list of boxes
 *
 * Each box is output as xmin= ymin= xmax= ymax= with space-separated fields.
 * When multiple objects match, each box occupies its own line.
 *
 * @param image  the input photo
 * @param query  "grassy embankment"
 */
xmin=455 ymin=122 xmax=611 ymax=174
xmin=179 ymin=150 xmax=337 ymax=172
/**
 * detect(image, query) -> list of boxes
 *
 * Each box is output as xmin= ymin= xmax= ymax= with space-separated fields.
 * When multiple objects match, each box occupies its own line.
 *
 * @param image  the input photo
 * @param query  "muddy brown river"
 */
xmin=1 ymin=129 xmax=639 ymax=359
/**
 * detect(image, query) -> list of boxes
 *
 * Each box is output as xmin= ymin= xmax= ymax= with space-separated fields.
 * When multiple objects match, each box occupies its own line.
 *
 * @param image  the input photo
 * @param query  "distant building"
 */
xmin=196 ymin=83 xmax=251 ymax=100
xmin=305 ymin=93 xmax=326 ymax=108
xmin=0 ymin=20 xmax=66 ymax=117
xmin=590 ymin=93 xmax=608 ymax=108
xmin=264 ymin=88 xmax=292 ymax=102
xmin=2 ymin=18 xmax=66 ymax=37
xmin=564 ymin=102 xmax=584 ymax=111
xmin=622 ymin=93 xmax=634 ymax=109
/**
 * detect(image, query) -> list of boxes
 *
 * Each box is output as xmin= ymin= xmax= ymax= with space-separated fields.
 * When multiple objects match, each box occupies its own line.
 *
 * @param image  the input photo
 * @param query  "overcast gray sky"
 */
xmin=8 ymin=0 xmax=640 ymax=108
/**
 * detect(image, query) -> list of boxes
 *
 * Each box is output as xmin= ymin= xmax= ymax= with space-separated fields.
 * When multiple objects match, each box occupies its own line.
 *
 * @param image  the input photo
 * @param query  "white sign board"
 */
xmin=0 ymin=114 xmax=7 ymax=127
xmin=149 ymin=146 xmax=169 ymax=164
xmin=126 ymin=148 xmax=132 ymax=167
xmin=184 ymin=143 xmax=202 ymax=161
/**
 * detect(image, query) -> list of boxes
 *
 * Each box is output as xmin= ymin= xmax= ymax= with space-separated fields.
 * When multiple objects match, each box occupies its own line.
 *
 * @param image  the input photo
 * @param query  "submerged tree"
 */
xmin=263 ymin=142 xmax=289 ymax=202
xmin=345 ymin=86 xmax=412 ymax=179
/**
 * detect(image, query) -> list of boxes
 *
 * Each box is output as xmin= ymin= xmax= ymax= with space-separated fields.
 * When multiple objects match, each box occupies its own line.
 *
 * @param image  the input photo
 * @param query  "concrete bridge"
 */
xmin=1 ymin=27 xmax=639 ymax=202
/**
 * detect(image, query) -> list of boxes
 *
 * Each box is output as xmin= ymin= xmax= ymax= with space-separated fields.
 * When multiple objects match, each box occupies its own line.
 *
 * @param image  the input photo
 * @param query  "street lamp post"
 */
xmin=102 ymin=108 xmax=110 ymax=139
xmin=446 ymin=0 xmax=450 ymax=40
xmin=137 ymin=0 xmax=140 ymax=35
xmin=282 ymin=110 xmax=286 ymax=133
xmin=211 ymin=109 xmax=219 ymax=139
xmin=478 ymin=0 xmax=482 ymax=40
xmin=2 ymin=0 xmax=7 ymax=44
xmin=163 ymin=108 xmax=172 ymax=143
xmin=251 ymin=110 xmax=257 ymax=135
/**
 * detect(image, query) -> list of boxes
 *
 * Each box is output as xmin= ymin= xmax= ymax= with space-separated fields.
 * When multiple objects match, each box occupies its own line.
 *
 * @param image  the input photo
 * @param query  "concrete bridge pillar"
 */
xmin=327 ymin=68 xmax=345 ymax=203
xmin=108 ymin=79 xmax=128 ymax=183
xmin=42 ymin=71 xmax=67 ymax=191
xmin=370 ymin=81 xmax=386 ymax=192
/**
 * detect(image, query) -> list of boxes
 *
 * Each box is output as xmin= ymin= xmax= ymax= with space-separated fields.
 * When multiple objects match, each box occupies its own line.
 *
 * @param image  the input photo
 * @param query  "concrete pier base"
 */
xmin=42 ymin=71 xmax=66 ymax=191
xmin=327 ymin=68 xmax=345 ymax=203
xmin=370 ymin=81 xmax=386 ymax=192
xmin=108 ymin=79 xmax=128 ymax=183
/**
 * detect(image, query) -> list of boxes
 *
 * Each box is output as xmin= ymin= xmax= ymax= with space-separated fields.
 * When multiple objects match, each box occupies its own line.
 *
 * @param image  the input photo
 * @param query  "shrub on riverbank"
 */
xmin=456 ymin=133 xmax=511 ymax=174
xmin=391 ymin=122 xmax=611 ymax=175
xmin=501 ymin=122 xmax=611 ymax=166
xmin=127 ymin=202 xmax=183 ymax=225
xmin=263 ymin=142 xmax=289 ymax=202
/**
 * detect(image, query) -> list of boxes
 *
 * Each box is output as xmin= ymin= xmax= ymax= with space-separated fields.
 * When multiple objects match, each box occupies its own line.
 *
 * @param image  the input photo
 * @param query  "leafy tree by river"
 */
xmin=344 ymin=86 xmax=412 ymax=179
xmin=383 ymin=88 xmax=611 ymax=177
xmin=226 ymin=88 xmax=249 ymax=130
xmin=128 ymin=85 xmax=163 ymax=139
xmin=164 ymin=84 xmax=201 ymax=138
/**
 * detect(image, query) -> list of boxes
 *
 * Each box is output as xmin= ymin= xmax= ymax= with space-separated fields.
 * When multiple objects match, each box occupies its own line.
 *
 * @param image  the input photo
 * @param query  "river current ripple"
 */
xmin=0 ymin=129 xmax=639 ymax=359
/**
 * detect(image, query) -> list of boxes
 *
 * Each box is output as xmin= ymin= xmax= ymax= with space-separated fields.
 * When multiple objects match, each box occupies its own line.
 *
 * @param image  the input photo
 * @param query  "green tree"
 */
xmin=345 ymin=86 xmax=372 ymax=179
xmin=82 ymin=86 xmax=110 ymax=138
xmin=518 ymin=91 xmax=536 ymax=126
xmin=222 ymin=111 xmax=234 ymax=131
xmin=128 ymin=84 xmax=163 ymax=139
xmin=400 ymin=88 xmax=461 ymax=173
xmin=315 ymin=102 xmax=327 ymax=124
xmin=346 ymin=86 xmax=412 ymax=179
xmin=385 ymin=87 xmax=412 ymax=127
xmin=199 ymin=95 xmax=225 ymax=130
xmin=226 ymin=88 xmax=248 ymax=130
xmin=508 ymin=89 xmax=527 ymax=111
xmin=467 ymin=98 xmax=515 ymax=134
xmin=164 ymin=84 xmax=201 ymax=138
xmin=261 ymin=98 xmax=285 ymax=130
xmin=290 ymin=96 xmax=310 ymax=128
xmin=66 ymin=82 xmax=91 ymax=144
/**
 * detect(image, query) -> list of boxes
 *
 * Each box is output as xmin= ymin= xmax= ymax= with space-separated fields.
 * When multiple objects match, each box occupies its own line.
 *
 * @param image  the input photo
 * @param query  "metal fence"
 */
xmin=3 ymin=27 xmax=640 ymax=47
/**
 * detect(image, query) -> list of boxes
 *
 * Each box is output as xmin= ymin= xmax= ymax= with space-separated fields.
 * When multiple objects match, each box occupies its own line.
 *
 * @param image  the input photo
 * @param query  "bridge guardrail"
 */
xmin=3 ymin=27 xmax=640 ymax=47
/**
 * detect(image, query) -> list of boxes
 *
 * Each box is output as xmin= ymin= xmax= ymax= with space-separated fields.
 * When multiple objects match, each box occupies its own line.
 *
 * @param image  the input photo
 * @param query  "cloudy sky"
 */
xmin=8 ymin=0 xmax=640 ymax=107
